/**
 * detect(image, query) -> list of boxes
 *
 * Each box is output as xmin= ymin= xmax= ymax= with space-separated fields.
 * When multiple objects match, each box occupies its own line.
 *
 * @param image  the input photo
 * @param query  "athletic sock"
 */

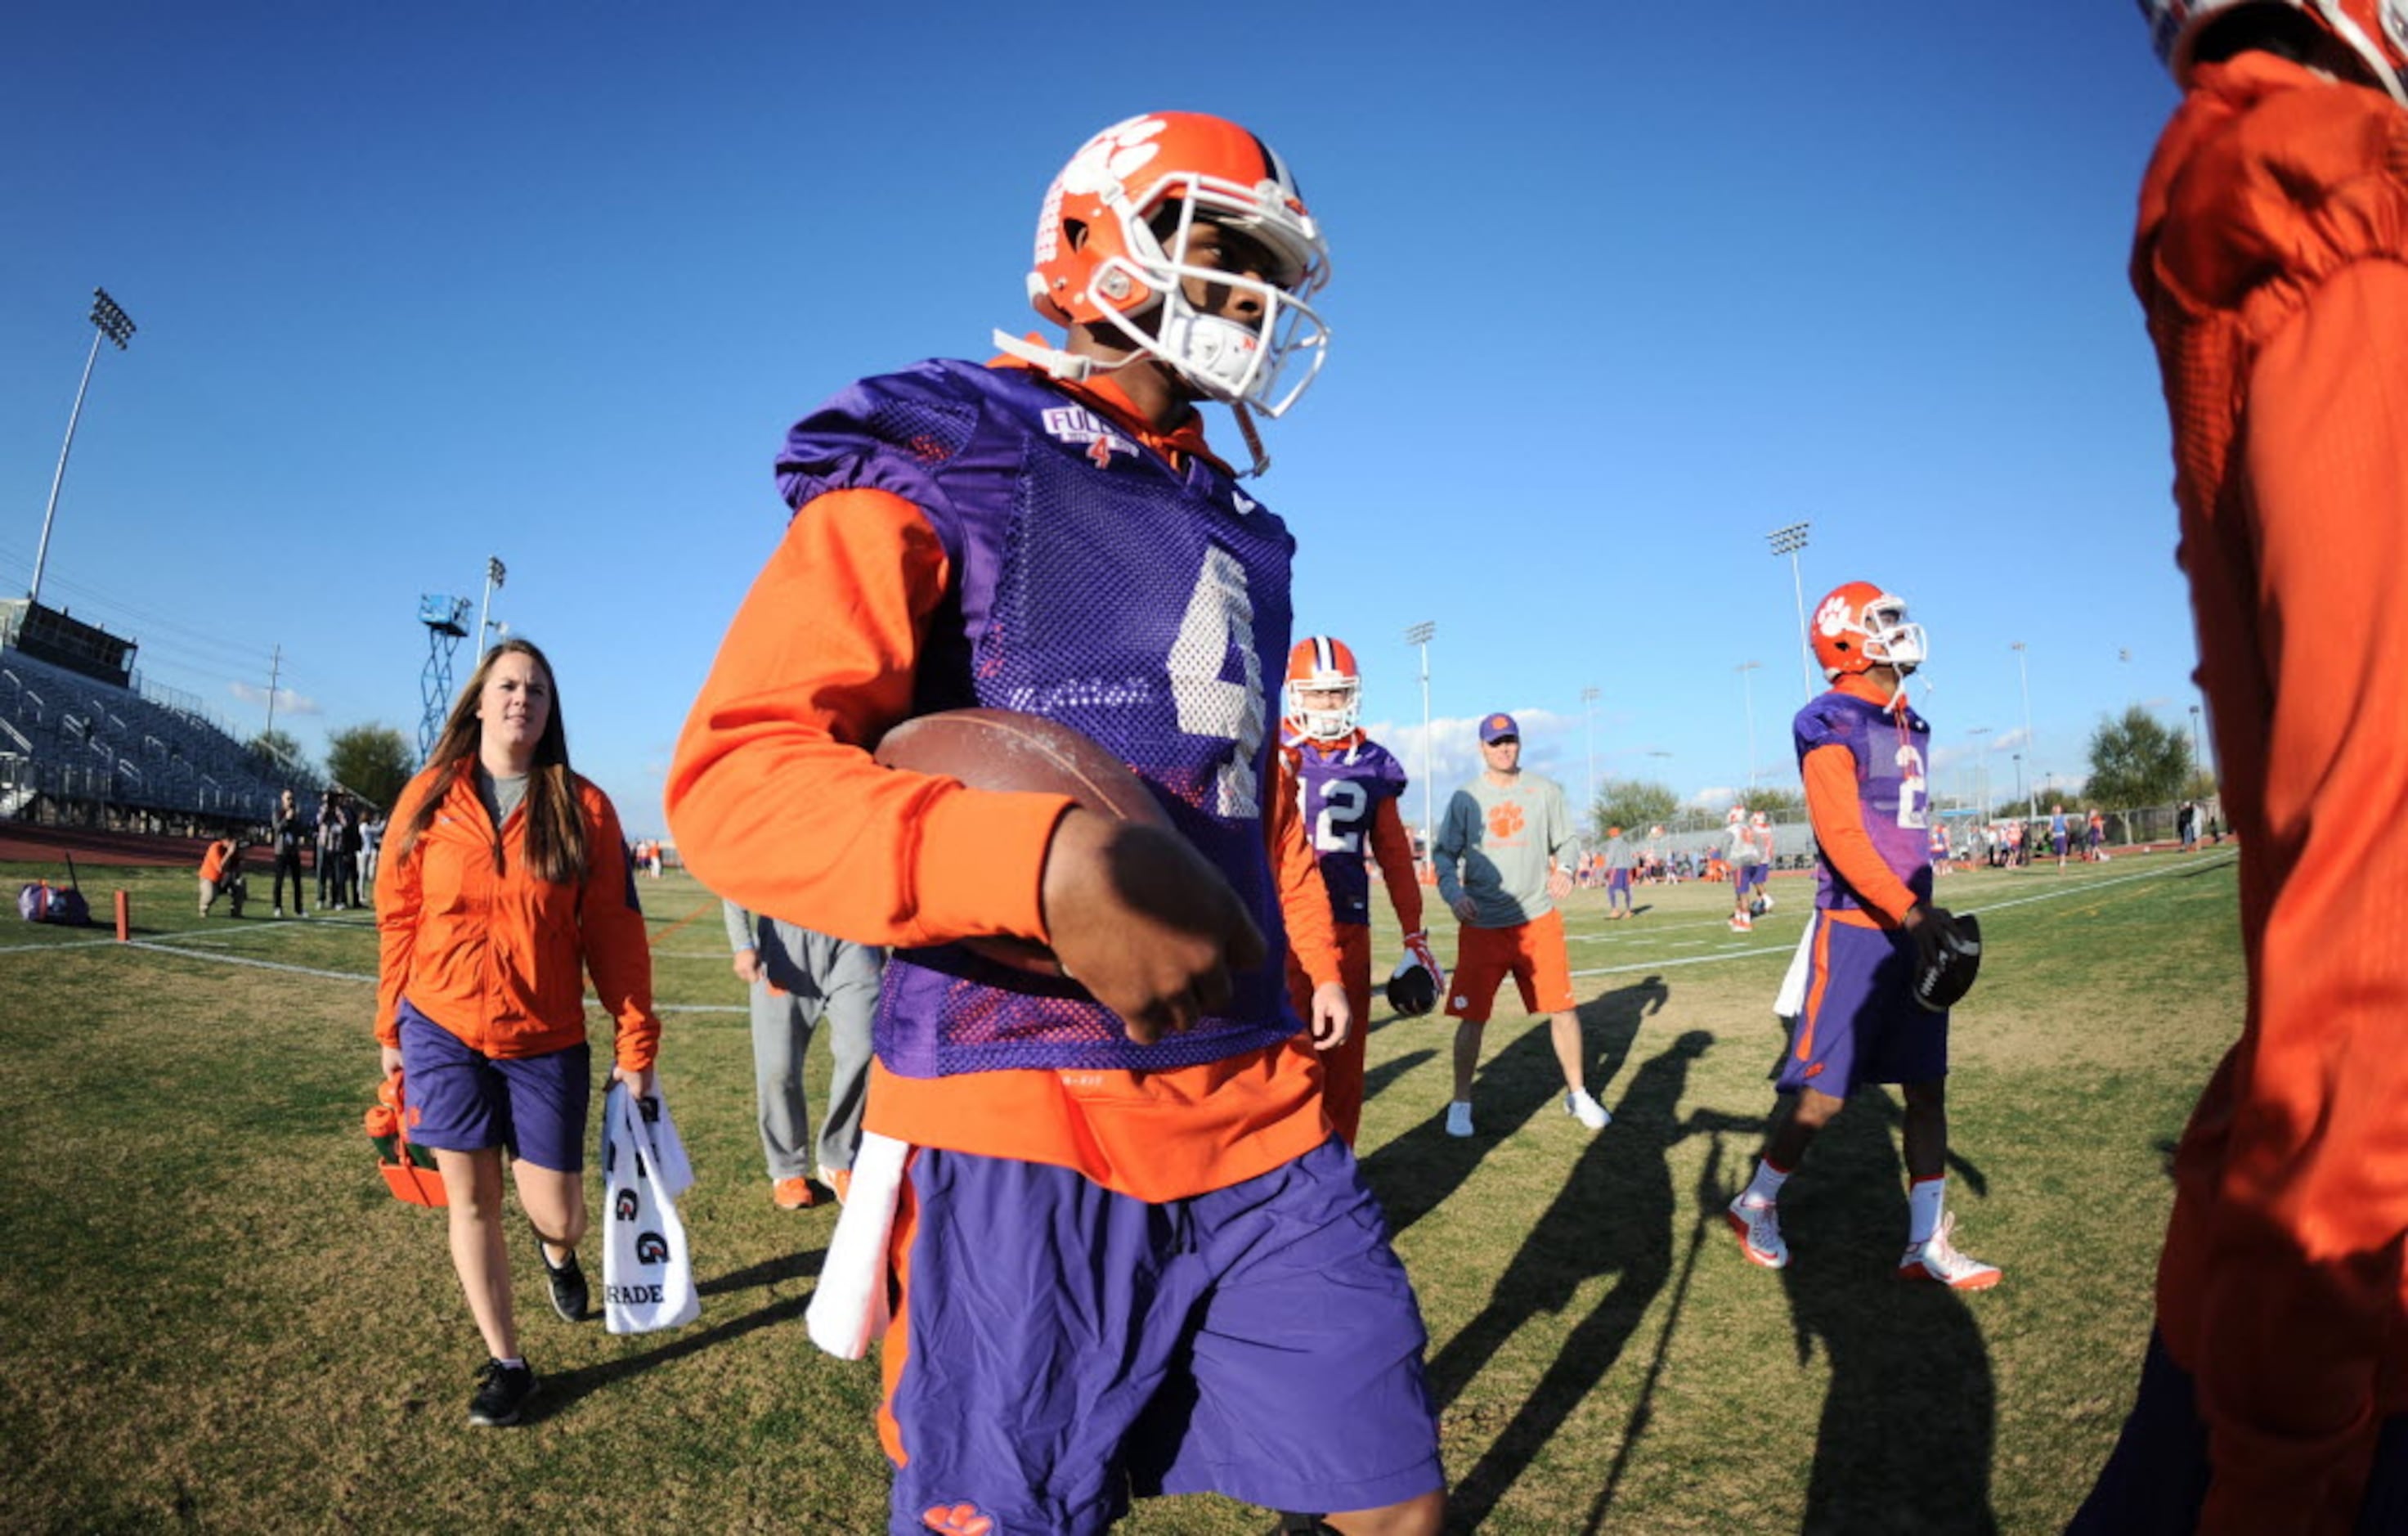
xmin=1908 ymin=1174 xmax=1945 ymax=1246
xmin=496 ymin=1355 xmax=527 ymax=1372
xmin=1742 ymin=1158 xmax=1791 ymax=1206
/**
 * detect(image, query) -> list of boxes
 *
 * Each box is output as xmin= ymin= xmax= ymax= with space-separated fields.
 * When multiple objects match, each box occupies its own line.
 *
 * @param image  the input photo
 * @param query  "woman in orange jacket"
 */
xmin=374 ymin=638 xmax=659 ymax=1428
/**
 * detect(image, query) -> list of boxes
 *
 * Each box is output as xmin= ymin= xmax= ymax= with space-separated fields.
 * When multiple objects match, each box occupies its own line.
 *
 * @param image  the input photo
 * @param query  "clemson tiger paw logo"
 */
xmin=923 ymin=1503 xmax=996 ymax=1535
xmin=1815 ymin=594 xmax=1853 ymax=636
xmin=1487 ymin=802 xmax=1526 ymax=839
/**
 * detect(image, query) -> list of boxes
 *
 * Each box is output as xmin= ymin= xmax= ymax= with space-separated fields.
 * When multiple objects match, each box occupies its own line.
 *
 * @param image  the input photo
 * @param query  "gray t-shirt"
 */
xmin=1604 ymin=833 xmax=1634 ymax=872
xmin=1433 ymin=771 xmax=1573 ymax=927
xmin=475 ymin=768 xmax=528 ymax=832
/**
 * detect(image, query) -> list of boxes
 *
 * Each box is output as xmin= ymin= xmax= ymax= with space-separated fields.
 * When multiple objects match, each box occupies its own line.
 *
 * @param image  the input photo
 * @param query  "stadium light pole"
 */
xmin=2011 ymin=640 xmax=2035 ymax=810
xmin=1581 ymin=685 xmax=1599 ymax=815
xmin=478 ymin=557 xmax=509 ymax=658
xmin=1968 ymin=725 xmax=1993 ymax=822
xmin=1735 ymin=661 xmax=1762 ymax=791
xmin=1767 ymin=521 xmax=1813 ymax=702
xmin=1406 ymin=621 xmax=1436 ymax=853
xmin=29 ymin=288 xmax=137 ymax=606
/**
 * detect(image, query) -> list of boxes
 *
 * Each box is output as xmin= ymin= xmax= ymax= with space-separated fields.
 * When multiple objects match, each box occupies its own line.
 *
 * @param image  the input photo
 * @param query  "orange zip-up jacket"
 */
xmin=668 ymin=364 xmax=1330 ymax=1203
xmin=200 ymin=839 xmax=235 ymax=884
xmin=2133 ymin=54 xmax=2408 ymax=1534
xmin=374 ymin=761 xmax=660 ymax=1072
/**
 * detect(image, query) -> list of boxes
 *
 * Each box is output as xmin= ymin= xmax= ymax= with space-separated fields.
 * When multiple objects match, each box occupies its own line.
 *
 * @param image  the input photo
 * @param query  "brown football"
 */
xmin=872 ymin=707 xmax=1171 ymax=974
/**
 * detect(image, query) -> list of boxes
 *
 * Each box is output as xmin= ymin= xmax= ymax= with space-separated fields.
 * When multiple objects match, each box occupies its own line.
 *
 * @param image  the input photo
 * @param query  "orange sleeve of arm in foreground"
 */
xmin=1369 ymin=795 xmax=1425 ymax=933
xmin=2184 ymin=256 xmax=2408 ymax=1536
xmin=576 ymin=788 xmax=660 ymax=1073
xmin=1269 ymin=751 xmax=1340 ymax=990
xmin=1801 ymin=743 xmax=1918 ymax=925
xmin=664 ymin=487 xmax=1075 ymax=950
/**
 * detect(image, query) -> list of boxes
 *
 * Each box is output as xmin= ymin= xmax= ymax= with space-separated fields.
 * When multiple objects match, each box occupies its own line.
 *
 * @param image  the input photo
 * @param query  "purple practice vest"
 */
xmin=777 ymin=359 xmax=1301 ymax=1078
xmin=1286 ymin=734 xmax=1408 ymax=927
xmin=1791 ymin=690 xmax=1938 ymax=916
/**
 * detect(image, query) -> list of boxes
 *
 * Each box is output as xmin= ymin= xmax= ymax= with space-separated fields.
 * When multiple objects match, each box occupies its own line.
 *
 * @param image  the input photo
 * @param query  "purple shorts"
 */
xmin=1608 ymin=869 xmax=1630 ymax=894
xmin=886 ymin=1137 xmax=1442 ymax=1534
xmin=2053 ymin=832 xmax=2070 ymax=855
xmin=1775 ymin=914 xmax=1948 ymax=1094
xmin=396 ymin=1003 xmax=590 ymax=1171
xmin=1747 ymin=864 xmax=1770 ymax=892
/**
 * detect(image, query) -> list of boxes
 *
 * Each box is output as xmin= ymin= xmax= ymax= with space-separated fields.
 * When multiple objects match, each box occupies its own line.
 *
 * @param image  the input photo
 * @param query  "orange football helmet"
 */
xmin=1005 ymin=111 xmax=1330 ymax=418
xmin=1812 ymin=581 xmax=1928 ymax=680
xmin=1284 ymin=636 xmax=1361 ymax=742
xmin=2141 ymin=0 xmax=2408 ymax=104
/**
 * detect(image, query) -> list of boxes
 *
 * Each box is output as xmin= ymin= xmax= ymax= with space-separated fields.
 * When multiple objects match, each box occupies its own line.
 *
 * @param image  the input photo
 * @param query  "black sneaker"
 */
xmin=538 ymin=1240 xmax=589 ymax=1323
xmin=468 ymin=1357 xmax=536 ymax=1426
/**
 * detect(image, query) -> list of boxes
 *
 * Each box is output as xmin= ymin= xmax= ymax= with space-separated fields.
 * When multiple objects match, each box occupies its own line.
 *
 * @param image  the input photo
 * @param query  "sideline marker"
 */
xmin=114 ymin=889 xmax=129 ymax=942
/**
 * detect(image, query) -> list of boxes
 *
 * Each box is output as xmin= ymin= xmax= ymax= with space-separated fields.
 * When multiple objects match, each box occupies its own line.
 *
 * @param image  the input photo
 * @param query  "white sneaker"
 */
xmin=1898 ymin=1212 xmax=2001 ymax=1291
xmin=1564 ymin=1088 xmax=1610 ymax=1130
xmin=1727 ymin=1195 xmax=1789 ymax=1269
xmin=1729 ymin=914 xmax=1754 ymax=932
xmin=1444 ymin=1101 xmax=1473 ymax=1138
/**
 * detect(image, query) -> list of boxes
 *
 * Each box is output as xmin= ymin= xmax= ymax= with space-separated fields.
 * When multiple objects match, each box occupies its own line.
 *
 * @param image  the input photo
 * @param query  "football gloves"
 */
xmin=1908 ymin=907 xmax=1984 ymax=1013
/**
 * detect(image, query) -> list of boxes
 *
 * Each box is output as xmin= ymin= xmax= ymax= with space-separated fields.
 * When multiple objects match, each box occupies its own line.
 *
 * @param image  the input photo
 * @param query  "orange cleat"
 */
xmin=773 ymin=1175 xmax=816 ymax=1210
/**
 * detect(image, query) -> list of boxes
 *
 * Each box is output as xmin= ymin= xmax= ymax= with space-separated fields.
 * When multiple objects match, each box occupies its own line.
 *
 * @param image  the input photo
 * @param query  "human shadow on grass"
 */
xmin=1361 ymin=1047 xmax=1436 ymax=1114
xmin=1356 ymin=977 xmax=1669 ymax=1241
xmin=531 ymin=1288 xmax=819 ymax=1418
xmin=1755 ymin=1087 xmax=2000 ymax=1535
xmin=1426 ymin=1026 xmax=1709 ymax=1534
xmin=698 ymin=1245 xmax=827 ymax=1298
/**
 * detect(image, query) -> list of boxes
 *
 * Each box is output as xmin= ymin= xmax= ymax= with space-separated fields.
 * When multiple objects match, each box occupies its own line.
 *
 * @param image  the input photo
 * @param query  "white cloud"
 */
xmin=228 ymin=680 xmax=319 ymax=717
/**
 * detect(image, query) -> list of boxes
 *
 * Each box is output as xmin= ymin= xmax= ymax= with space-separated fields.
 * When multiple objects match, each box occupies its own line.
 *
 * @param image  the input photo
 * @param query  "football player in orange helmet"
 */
xmin=1728 ymin=583 xmax=1997 ymax=1296
xmin=993 ymin=110 xmax=1330 ymax=474
xmin=670 ymin=112 xmax=1444 ymax=1536
xmin=1276 ymin=636 xmax=1440 ymax=1148
xmin=2074 ymin=7 xmax=2408 ymax=1532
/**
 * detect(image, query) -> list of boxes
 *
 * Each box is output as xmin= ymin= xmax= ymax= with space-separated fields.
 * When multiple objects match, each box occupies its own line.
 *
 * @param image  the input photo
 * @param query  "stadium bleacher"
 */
xmin=0 ymin=644 xmax=314 ymax=830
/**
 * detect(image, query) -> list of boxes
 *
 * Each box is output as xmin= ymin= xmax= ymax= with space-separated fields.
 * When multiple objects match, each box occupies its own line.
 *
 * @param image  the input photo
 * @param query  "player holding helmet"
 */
xmin=1279 ymin=636 xmax=1442 ymax=1148
xmin=1726 ymin=583 xmax=1997 ymax=1291
xmin=2071 ymin=7 xmax=2408 ymax=1531
xmin=670 ymin=113 xmax=1442 ymax=1535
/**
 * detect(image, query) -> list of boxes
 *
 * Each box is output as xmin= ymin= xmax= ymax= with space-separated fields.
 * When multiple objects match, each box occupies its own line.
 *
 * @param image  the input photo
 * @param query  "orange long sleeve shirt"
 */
xmin=667 ymin=368 xmax=1330 ymax=1203
xmin=2133 ymin=54 xmax=2408 ymax=1534
xmin=374 ymin=763 xmax=659 ymax=1071
xmin=1800 ymin=673 xmax=1925 ymax=928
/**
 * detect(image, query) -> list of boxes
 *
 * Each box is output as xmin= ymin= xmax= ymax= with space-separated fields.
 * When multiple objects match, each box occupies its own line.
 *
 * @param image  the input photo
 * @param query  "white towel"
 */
xmin=805 ymin=1131 xmax=908 ymax=1360
xmin=1773 ymin=912 xmax=1819 ymax=1021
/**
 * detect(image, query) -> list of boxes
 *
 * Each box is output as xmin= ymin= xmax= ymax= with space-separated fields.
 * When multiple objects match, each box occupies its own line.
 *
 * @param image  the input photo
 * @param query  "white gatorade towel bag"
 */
xmin=599 ymin=1082 xmax=701 ymax=1334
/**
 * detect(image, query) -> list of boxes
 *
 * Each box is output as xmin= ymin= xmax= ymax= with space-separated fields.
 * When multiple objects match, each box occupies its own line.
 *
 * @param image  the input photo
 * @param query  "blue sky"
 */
xmin=1 ymin=3 xmax=2195 ymax=837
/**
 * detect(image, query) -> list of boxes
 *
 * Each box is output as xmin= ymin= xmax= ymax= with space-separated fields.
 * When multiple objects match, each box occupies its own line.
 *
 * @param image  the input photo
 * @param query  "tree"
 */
xmin=249 ymin=727 xmax=306 ymax=780
xmin=2084 ymin=706 xmax=2194 ymax=809
xmin=325 ymin=724 xmax=415 ymax=811
xmin=1733 ymin=784 xmax=1806 ymax=822
xmin=1590 ymin=778 xmax=1679 ymax=840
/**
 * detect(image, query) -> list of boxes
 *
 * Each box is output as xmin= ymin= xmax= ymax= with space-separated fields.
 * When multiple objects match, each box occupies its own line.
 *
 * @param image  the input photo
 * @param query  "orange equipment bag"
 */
xmin=366 ymin=1074 xmax=447 ymax=1207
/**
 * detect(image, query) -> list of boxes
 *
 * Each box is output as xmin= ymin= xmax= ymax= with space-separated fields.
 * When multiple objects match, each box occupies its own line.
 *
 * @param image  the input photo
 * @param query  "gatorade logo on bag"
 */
xmin=615 ymin=1188 xmax=639 ymax=1221
xmin=637 ymin=1232 xmax=669 ymax=1265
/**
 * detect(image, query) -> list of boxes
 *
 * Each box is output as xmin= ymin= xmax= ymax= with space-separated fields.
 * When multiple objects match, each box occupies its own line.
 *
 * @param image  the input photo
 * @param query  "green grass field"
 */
xmin=0 ymin=849 xmax=2244 ymax=1534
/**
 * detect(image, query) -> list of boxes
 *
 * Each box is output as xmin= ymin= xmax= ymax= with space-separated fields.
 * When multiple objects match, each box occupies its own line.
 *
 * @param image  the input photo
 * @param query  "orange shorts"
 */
xmin=1445 ymin=907 xmax=1576 ymax=1021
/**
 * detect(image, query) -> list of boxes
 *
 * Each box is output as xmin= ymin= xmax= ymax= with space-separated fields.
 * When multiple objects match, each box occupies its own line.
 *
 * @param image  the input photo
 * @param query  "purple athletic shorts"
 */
xmin=1608 ymin=869 xmax=1630 ymax=894
xmin=886 ymin=1136 xmax=1443 ymax=1534
xmin=396 ymin=1002 xmax=590 ymax=1171
xmin=2053 ymin=832 xmax=2070 ymax=855
xmin=1774 ymin=914 xmax=1948 ymax=1094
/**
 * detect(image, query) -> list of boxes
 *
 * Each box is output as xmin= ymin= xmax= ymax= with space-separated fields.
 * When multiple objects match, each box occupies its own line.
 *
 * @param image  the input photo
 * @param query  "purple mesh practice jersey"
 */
xmin=777 ymin=359 xmax=1301 ymax=1079
xmin=1284 ymin=733 xmax=1408 ymax=927
xmin=1792 ymin=691 xmax=1937 ymax=917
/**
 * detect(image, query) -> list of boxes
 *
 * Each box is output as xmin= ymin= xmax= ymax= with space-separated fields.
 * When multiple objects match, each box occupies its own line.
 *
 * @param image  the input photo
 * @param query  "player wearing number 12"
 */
xmin=1280 ymin=636 xmax=1439 ymax=1147
xmin=1726 ymin=582 xmax=1998 ymax=1290
xmin=667 ymin=112 xmax=1442 ymax=1536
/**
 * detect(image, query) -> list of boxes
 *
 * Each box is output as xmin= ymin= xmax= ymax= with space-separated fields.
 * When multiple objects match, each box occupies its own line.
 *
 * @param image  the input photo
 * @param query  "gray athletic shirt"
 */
xmin=1433 ymin=771 xmax=1574 ymax=927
